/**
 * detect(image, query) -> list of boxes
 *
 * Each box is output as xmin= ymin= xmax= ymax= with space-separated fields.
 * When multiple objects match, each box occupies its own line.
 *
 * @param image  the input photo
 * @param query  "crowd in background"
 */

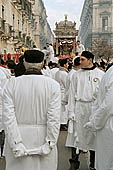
xmin=0 ymin=40 xmax=113 ymax=170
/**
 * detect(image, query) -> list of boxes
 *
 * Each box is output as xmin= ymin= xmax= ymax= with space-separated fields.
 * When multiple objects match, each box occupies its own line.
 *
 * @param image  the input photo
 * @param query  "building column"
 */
xmin=56 ymin=39 xmax=59 ymax=55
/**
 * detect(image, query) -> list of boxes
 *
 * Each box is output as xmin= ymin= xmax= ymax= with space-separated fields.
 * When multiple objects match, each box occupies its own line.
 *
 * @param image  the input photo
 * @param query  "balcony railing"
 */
xmin=13 ymin=30 xmax=20 ymax=40
xmin=99 ymin=0 xmax=112 ymax=5
xmin=93 ymin=27 xmax=112 ymax=34
xmin=12 ymin=0 xmax=33 ymax=21
xmin=26 ymin=37 xmax=31 ymax=47
xmin=5 ymin=23 xmax=13 ymax=37
xmin=0 ymin=17 xmax=5 ymax=34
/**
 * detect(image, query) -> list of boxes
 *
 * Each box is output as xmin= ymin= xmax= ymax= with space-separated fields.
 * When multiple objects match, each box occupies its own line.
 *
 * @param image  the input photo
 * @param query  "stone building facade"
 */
xmin=0 ymin=0 xmax=53 ymax=54
xmin=34 ymin=0 xmax=54 ymax=49
xmin=79 ymin=0 xmax=113 ymax=50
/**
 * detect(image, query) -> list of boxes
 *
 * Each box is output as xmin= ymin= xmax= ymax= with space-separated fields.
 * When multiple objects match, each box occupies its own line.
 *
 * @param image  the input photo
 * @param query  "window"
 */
xmin=102 ymin=16 xmax=108 ymax=31
xmin=18 ymin=20 xmax=19 ymax=30
xmin=2 ymin=5 xmax=4 ymax=19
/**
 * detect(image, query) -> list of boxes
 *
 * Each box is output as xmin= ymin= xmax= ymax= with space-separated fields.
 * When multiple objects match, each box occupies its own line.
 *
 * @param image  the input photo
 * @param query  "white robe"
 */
xmin=89 ymin=66 xmax=113 ymax=170
xmin=41 ymin=66 xmax=52 ymax=78
xmin=55 ymin=69 xmax=68 ymax=124
xmin=65 ymin=68 xmax=77 ymax=104
xmin=2 ymin=75 xmax=61 ymax=170
xmin=47 ymin=46 xmax=54 ymax=62
xmin=76 ymin=44 xmax=85 ymax=54
xmin=66 ymin=68 xmax=104 ymax=149
xmin=51 ymin=68 xmax=59 ymax=80
xmin=0 ymin=67 xmax=11 ymax=132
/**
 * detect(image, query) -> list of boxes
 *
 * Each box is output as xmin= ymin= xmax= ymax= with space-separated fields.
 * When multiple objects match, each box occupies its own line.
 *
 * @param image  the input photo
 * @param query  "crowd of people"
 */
xmin=0 ymin=41 xmax=113 ymax=170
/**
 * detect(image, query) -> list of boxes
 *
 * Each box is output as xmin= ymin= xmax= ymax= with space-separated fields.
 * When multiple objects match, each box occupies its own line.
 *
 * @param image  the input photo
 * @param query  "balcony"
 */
xmin=0 ymin=17 xmax=5 ymax=34
xmin=12 ymin=30 xmax=23 ymax=45
xmin=22 ymin=26 xmax=27 ymax=36
xmin=93 ymin=27 xmax=112 ymax=34
xmin=22 ymin=34 xmax=26 ymax=43
xmin=29 ymin=0 xmax=35 ymax=5
xmin=12 ymin=0 xmax=21 ymax=5
xmin=99 ymin=0 xmax=112 ymax=5
xmin=99 ymin=27 xmax=112 ymax=34
xmin=12 ymin=0 xmax=32 ymax=15
xmin=1 ymin=23 xmax=14 ymax=40
xmin=26 ymin=37 xmax=31 ymax=47
xmin=13 ymin=30 xmax=19 ymax=39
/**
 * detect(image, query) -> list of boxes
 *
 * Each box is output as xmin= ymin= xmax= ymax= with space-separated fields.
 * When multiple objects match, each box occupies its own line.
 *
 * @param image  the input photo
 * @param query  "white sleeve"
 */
xmin=2 ymin=79 xmax=22 ymax=150
xmin=68 ymin=74 xmax=77 ymax=119
xmin=93 ymin=82 xmax=113 ymax=130
xmin=46 ymin=83 xmax=61 ymax=148
xmin=0 ymin=71 xmax=10 ymax=131
xmin=82 ymin=44 xmax=85 ymax=51
xmin=64 ymin=74 xmax=70 ymax=104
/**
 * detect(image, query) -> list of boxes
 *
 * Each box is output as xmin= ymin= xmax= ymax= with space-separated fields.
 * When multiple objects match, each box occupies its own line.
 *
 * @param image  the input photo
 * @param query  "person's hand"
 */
xmin=40 ymin=142 xmax=52 ymax=156
xmin=13 ymin=143 xmax=28 ymax=158
xmin=84 ymin=122 xmax=93 ymax=129
xmin=68 ymin=113 xmax=75 ymax=121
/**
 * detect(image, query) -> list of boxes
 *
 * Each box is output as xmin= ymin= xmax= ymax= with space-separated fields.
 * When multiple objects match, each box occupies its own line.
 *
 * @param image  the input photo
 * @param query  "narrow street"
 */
xmin=57 ymin=131 xmax=89 ymax=170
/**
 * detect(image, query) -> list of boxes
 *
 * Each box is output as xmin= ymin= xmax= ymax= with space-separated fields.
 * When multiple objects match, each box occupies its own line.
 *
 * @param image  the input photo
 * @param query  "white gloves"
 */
xmin=27 ymin=142 xmax=52 ymax=156
xmin=13 ymin=142 xmax=52 ymax=158
xmin=40 ymin=142 xmax=52 ymax=156
xmin=84 ymin=122 xmax=96 ymax=132
xmin=68 ymin=112 xmax=75 ymax=121
xmin=84 ymin=122 xmax=93 ymax=129
xmin=13 ymin=143 xmax=28 ymax=158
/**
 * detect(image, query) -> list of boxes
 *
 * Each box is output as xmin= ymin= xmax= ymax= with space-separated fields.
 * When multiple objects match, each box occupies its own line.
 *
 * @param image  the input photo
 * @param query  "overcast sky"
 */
xmin=43 ymin=0 xmax=85 ymax=31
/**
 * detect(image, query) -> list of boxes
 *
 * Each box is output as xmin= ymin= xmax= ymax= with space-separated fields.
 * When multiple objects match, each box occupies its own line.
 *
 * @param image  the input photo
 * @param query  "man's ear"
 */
xmin=89 ymin=58 xmax=93 ymax=63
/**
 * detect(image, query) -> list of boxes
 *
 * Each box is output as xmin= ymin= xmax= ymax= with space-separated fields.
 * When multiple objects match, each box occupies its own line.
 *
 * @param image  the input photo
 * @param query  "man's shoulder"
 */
xmin=46 ymin=76 xmax=60 ymax=85
xmin=93 ymin=67 xmax=105 ymax=75
xmin=71 ymin=69 xmax=81 ymax=79
xmin=9 ymin=75 xmax=60 ymax=89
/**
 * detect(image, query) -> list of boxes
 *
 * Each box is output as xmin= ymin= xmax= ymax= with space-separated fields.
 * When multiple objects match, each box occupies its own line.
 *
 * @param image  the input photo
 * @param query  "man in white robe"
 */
xmin=84 ymin=65 xmax=113 ymax=170
xmin=76 ymin=40 xmax=85 ymax=55
xmin=67 ymin=51 xmax=104 ymax=170
xmin=46 ymin=43 xmax=55 ymax=63
xmin=2 ymin=50 xmax=61 ymax=170
xmin=55 ymin=58 xmax=68 ymax=128
xmin=65 ymin=57 xmax=81 ymax=170
xmin=0 ymin=66 xmax=11 ymax=157
xmin=65 ymin=57 xmax=81 ymax=103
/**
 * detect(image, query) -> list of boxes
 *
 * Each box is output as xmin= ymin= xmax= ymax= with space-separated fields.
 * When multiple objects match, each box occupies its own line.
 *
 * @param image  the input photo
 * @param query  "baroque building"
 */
xmin=0 ymin=0 xmax=53 ymax=54
xmin=34 ymin=0 xmax=54 ymax=49
xmin=79 ymin=0 xmax=113 ymax=50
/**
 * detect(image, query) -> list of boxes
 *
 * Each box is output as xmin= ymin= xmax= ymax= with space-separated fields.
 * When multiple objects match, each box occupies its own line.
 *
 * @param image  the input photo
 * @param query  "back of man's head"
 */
xmin=43 ymin=47 xmax=47 ymax=50
xmin=59 ymin=58 xmax=67 ymax=67
xmin=75 ymin=52 xmax=79 ymax=56
xmin=24 ymin=50 xmax=44 ymax=63
xmin=33 ymin=45 xmax=37 ymax=48
xmin=74 ymin=57 xmax=80 ymax=66
xmin=77 ymin=40 xmax=80 ymax=43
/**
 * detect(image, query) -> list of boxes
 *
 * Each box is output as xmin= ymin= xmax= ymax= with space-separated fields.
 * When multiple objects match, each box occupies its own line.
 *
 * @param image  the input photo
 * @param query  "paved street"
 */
xmin=0 ymin=131 xmax=89 ymax=170
xmin=57 ymin=131 xmax=89 ymax=170
xmin=0 ymin=157 xmax=5 ymax=170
